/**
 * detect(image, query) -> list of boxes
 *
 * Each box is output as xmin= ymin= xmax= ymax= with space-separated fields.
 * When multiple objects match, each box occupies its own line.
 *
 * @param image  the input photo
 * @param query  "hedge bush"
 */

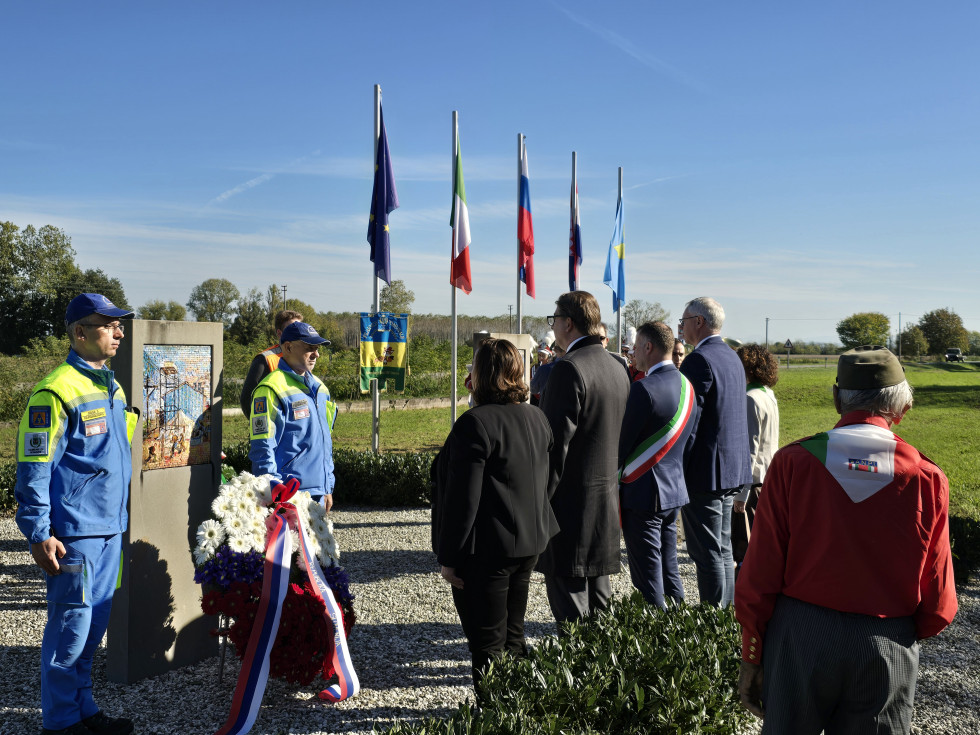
xmin=950 ymin=514 xmax=980 ymax=585
xmin=377 ymin=593 xmax=749 ymax=735
xmin=220 ymin=442 xmax=434 ymax=508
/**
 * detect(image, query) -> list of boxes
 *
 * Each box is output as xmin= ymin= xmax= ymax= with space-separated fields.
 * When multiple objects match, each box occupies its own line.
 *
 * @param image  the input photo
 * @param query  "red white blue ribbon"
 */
xmin=215 ymin=479 xmax=358 ymax=735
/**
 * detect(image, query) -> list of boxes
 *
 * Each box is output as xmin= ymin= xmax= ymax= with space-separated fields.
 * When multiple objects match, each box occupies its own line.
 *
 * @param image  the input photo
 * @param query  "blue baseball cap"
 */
xmin=65 ymin=293 xmax=135 ymax=325
xmin=280 ymin=321 xmax=330 ymax=346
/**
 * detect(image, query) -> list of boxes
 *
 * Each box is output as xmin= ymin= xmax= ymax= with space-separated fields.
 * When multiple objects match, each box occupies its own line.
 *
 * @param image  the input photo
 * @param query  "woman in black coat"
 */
xmin=431 ymin=338 xmax=558 ymax=701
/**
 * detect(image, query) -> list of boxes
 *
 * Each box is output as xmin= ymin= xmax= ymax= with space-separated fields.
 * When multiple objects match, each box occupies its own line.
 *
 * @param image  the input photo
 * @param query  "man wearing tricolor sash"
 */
xmin=618 ymin=321 xmax=700 ymax=608
xmin=735 ymin=346 xmax=957 ymax=734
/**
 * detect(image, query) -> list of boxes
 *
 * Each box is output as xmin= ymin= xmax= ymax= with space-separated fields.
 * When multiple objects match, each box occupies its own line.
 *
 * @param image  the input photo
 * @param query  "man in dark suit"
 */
xmin=678 ymin=296 xmax=751 ymax=606
xmin=619 ymin=321 xmax=700 ymax=607
xmin=537 ymin=291 xmax=631 ymax=625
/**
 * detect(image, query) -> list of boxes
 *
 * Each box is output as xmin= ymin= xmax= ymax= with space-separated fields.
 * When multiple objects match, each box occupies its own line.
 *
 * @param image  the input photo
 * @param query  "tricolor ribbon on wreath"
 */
xmin=215 ymin=478 xmax=359 ymax=735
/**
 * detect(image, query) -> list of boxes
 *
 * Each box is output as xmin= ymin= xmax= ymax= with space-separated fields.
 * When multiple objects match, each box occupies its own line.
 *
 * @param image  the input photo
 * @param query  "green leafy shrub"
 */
xmin=377 ymin=593 xmax=749 ymax=735
xmin=220 ymin=442 xmax=433 ymax=507
xmin=950 ymin=514 xmax=980 ymax=585
xmin=0 ymin=382 xmax=34 ymax=421
xmin=0 ymin=460 xmax=16 ymax=512
xmin=333 ymin=448 xmax=432 ymax=506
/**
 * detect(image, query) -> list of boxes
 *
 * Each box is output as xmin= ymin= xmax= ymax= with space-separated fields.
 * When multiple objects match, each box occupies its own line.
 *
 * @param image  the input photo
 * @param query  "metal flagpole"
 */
xmin=371 ymin=84 xmax=381 ymax=453
xmin=571 ymin=151 xmax=577 ymax=290
xmin=450 ymin=111 xmax=459 ymax=426
xmin=617 ymin=167 xmax=623 ymax=354
xmin=516 ymin=134 xmax=523 ymax=334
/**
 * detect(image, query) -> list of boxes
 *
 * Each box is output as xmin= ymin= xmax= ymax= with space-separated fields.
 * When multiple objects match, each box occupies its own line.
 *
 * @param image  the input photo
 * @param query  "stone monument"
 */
xmin=107 ymin=320 xmax=224 ymax=683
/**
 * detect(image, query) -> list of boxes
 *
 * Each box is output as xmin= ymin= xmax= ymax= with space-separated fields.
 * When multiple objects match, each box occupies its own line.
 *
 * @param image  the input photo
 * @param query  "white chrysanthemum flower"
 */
xmin=231 ymin=493 xmax=255 ymax=517
xmin=223 ymin=516 xmax=247 ymax=536
xmin=289 ymin=529 xmax=300 ymax=554
xmin=312 ymin=517 xmax=330 ymax=538
xmin=253 ymin=476 xmax=274 ymax=506
xmin=196 ymin=519 xmax=225 ymax=548
xmin=228 ymin=535 xmax=251 ymax=554
xmin=248 ymin=515 xmax=265 ymax=534
xmin=321 ymin=534 xmax=339 ymax=561
xmin=211 ymin=495 xmax=235 ymax=520
xmin=193 ymin=545 xmax=212 ymax=565
xmin=308 ymin=502 xmax=326 ymax=521
xmin=238 ymin=471 xmax=256 ymax=483
xmin=250 ymin=529 xmax=266 ymax=553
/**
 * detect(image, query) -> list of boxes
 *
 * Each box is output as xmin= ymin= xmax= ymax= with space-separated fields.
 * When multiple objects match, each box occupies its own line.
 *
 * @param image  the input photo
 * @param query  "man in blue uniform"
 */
xmin=249 ymin=321 xmax=338 ymax=510
xmin=618 ymin=321 xmax=700 ymax=607
xmin=16 ymin=293 xmax=138 ymax=735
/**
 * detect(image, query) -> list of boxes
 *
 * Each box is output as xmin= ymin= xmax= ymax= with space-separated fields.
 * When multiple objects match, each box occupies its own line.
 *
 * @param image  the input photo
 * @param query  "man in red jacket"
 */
xmin=735 ymin=345 xmax=957 ymax=734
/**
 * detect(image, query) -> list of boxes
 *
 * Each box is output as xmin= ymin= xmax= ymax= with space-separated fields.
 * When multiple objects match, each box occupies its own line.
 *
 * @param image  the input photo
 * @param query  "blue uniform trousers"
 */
xmin=681 ymin=490 xmax=735 ymax=606
xmin=42 ymin=534 xmax=121 ymax=729
xmin=622 ymin=507 xmax=684 ymax=608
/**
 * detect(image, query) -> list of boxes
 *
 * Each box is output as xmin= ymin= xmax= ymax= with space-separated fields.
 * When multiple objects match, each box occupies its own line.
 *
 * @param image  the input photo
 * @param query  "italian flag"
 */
xmin=450 ymin=130 xmax=472 ymax=294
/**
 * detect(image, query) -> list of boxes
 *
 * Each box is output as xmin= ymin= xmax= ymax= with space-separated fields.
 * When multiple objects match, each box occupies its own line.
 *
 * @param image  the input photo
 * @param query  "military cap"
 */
xmin=837 ymin=345 xmax=905 ymax=389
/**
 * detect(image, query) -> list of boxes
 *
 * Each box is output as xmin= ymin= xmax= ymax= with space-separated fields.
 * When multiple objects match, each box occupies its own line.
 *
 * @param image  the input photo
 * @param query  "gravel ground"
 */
xmin=1 ymin=509 xmax=977 ymax=735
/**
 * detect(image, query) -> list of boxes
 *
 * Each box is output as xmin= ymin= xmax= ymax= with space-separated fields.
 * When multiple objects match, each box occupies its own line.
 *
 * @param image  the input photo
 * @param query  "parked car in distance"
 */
xmin=945 ymin=348 xmax=965 ymax=362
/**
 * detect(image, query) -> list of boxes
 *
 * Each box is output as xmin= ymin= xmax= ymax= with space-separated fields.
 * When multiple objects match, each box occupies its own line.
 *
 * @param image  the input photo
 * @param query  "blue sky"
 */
xmin=2 ymin=1 xmax=978 ymax=344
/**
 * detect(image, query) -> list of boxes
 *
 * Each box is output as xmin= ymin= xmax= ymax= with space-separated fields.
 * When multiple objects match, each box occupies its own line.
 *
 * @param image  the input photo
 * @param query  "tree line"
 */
xmin=836 ymin=310 xmax=977 ymax=357
xmin=5 ymin=220 xmax=975 ymax=359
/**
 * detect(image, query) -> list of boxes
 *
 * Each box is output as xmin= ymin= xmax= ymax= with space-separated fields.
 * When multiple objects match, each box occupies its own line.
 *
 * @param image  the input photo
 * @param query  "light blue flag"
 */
xmin=603 ymin=195 xmax=625 ymax=313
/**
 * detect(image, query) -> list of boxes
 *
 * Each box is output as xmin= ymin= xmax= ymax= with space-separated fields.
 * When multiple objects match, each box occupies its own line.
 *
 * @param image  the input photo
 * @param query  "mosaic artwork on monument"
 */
xmin=142 ymin=344 xmax=213 ymax=470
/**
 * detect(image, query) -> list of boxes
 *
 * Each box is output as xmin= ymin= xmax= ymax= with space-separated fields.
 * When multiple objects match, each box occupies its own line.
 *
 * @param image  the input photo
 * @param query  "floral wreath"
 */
xmin=192 ymin=469 xmax=355 ymax=686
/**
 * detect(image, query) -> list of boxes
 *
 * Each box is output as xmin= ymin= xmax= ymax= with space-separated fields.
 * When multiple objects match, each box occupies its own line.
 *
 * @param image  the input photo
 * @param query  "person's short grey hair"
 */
xmin=67 ymin=319 xmax=82 ymax=348
xmin=685 ymin=297 xmax=725 ymax=331
xmin=837 ymin=380 xmax=914 ymax=422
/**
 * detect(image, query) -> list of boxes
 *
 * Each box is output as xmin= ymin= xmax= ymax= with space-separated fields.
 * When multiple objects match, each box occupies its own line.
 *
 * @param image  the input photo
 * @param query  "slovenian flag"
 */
xmin=518 ymin=137 xmax=535 ymax=298
xmin=569 ymin=179 xmax=583 ymax=291
xmin=450 ymin=128 xmax=472 ymax=294
xmin=367 ymin=106 xmax=399 ymax=285
xmin=603 ymin=193 xmax=625 ymax=313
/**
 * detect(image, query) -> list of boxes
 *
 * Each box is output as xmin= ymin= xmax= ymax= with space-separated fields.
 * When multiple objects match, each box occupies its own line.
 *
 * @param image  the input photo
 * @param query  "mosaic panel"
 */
xmin=142 ymin=345 xmax=213 ymax=470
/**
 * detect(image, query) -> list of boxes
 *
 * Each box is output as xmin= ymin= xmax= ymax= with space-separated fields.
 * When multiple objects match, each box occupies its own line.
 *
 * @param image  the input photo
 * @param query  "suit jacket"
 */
xmin=536 ymin=336 xmax=631 ymax=577
xmin=431 ymin=402 xmax=558 ymax=568
xmin=618 ymin=362 xmax=700 ymax=512
xmin=679 ymin=335 xmax=752 ymax=494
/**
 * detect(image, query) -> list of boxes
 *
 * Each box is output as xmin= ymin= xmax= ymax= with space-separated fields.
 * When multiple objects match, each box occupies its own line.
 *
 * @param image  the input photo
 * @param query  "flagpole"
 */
xmin=617 ymin=166 xmax=623 ymax=355
xmin=450 ymin=110 xmax=459 ymax=426
xmin=371 ymin=84 xmax=381 ymax=454
xmin=571 ymin=151 xmax=577 ymax=291
xmin=516 ymin=134 xmax=523 ymax=334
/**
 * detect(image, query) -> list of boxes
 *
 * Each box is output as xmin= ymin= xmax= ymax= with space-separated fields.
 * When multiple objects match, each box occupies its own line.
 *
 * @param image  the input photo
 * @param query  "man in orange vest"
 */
xmin=240 ymin=310 xmax=303 ymax=416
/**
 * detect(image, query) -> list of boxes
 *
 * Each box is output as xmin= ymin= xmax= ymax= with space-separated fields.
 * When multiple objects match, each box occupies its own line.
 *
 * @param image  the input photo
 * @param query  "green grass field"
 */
xmin=4 ymin=362 xmax=979 ymax=517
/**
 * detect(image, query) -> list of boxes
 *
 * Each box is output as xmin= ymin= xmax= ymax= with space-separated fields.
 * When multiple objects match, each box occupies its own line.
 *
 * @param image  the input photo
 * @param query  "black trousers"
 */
xmin=451 ymin=555 xmax=537 ymax=697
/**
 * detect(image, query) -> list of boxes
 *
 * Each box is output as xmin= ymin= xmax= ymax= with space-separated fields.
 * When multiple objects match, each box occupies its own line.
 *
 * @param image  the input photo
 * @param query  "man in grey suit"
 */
xmin=678 ymin=296 xmax=752 ymax=606
xmin=537 ymin=291 xmax=631 ymax=626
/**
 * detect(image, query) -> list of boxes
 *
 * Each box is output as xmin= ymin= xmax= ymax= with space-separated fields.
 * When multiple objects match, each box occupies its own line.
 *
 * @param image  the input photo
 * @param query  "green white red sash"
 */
xmin=620 ymin=374 xmax=695 ymax=484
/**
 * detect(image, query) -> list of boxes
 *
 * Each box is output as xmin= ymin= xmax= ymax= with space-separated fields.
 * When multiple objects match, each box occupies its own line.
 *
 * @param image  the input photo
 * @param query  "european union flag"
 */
xmin=367 ymin=106 xmax=399 ymax=284
xmin=603 ymin=195 xmax=625 ymax=314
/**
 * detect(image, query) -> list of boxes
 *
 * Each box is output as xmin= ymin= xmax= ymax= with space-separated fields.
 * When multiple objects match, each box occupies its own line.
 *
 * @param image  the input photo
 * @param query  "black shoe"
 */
xmin=40 ymin=722 xmax=90 ymax=735
xmin=81 ymin=712 xmax=134 ymax=735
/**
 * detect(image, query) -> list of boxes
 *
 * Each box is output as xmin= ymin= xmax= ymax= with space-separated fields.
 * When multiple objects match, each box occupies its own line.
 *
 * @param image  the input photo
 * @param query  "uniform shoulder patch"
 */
xmin=29 ymin=406 xmax=51 ymax=429
xmin=253 ymin=397 xmax=268 ymax=415
xmin=252 ymin=414 xmax=269 ymax=435
xmin=24 ymin=432 xmax=49 ymax=457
